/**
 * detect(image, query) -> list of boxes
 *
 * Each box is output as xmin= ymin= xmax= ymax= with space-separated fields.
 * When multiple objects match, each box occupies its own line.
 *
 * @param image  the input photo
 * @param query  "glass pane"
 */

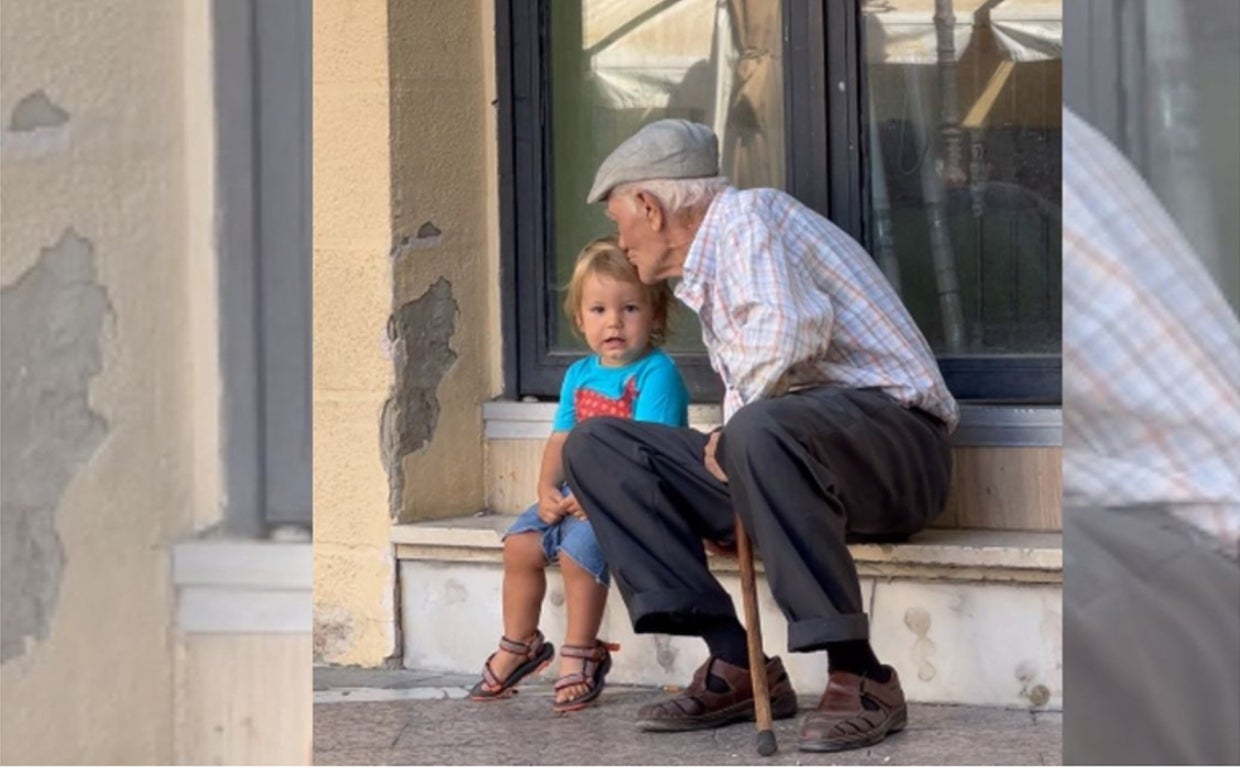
xmin=548 ymin=0 xmax=785 ymax=354
xmin=1140 ymin=0 xmax=1239 ymax=313
xmin=860 ymin=0 xmax=1062 ymax=355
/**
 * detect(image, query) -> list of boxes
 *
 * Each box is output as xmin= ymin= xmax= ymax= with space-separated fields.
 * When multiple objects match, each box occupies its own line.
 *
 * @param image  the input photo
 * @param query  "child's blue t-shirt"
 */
xmin=552 ymin=348 xmax=689 ymax=432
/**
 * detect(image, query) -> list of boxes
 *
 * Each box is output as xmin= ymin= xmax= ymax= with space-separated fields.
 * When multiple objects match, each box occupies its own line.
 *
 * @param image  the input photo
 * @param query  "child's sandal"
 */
xmin=468 ymin=630 xmax=555 ymax=701
xmin=552 ymin=640 xmax=620 ymax=713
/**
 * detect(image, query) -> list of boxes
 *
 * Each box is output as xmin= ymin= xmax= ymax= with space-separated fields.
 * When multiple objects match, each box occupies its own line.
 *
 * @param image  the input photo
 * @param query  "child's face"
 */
xmin=575 ymin=272 xmax=656 ymax=367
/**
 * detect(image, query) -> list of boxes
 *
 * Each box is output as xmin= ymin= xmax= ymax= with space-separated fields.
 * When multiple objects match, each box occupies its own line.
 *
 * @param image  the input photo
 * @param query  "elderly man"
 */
xmin=561 ymin=119 xmax=958 ymax=752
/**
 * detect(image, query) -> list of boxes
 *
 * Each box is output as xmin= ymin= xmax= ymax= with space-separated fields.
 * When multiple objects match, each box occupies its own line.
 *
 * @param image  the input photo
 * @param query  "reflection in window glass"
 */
xmin=861 ymin=0 xmax=1062 ymax=355
xmin=1138 ymin=0 xmax=1238 ymax=311
xmin=549 ymin=1 xmax=784 ymax=353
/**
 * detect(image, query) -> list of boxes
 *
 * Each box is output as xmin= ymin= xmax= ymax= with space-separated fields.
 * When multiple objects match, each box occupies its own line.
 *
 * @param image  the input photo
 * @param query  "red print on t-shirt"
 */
xmin=575 ymin=377 xmax=638 ymax=422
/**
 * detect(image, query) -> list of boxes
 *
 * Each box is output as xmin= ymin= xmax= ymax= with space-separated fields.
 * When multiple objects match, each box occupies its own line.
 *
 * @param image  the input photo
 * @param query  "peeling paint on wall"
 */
xmin=313 ymin=605 xmax=356 ymax=664
xmin=903 ymin=606 xmax=938 ymax=682
xmin=443 ymin=579 xmax=467 ymax=605
xmin=2 ymin=89 xmax=72 ymax=158
xmin=379 ymin=277 xmax=458 ymax=518
xmin=653 ymin=634 xmax=677 ymax=673
xmin=7 ymin=89 xmax=70 ymax=131
xmin=391 ymin=222 xmax=443 ymax=253
xmin=1 ymin=229 xmax=110 ymax=664
xmin=1016 ymin=660 xmax=1051 ymax=708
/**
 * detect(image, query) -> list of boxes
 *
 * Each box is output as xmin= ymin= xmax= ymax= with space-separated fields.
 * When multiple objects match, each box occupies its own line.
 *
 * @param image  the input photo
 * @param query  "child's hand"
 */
xmin=536 ymin=489 xmax=568 ymax=524
xmin=560 ymin=494 xmax=587 ymax=521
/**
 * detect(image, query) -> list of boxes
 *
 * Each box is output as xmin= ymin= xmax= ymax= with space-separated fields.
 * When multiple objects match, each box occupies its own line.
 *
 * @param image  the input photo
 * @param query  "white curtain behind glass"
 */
xmin=582 ymin=0 xmax=784 ymax=190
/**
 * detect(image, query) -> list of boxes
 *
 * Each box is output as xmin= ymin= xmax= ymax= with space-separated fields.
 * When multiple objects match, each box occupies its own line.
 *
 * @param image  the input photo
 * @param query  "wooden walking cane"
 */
xmin=735 ymin=515 xmax=777 ymax=756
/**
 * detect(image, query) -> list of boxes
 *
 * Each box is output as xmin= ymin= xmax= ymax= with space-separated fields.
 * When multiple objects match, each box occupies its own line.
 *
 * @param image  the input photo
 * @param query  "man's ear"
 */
xmin=634 ymin=190 xmax=665 ymax=232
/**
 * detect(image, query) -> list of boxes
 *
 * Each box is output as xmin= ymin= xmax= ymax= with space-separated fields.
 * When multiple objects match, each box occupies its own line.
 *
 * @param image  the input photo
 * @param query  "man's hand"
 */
xmin=536 ymin=488 xmax=568 ymax=525
xmin=704 ymin=429 xmax=728 ymax=483
xmin=703 ymin=429 xmax=732 ymax=553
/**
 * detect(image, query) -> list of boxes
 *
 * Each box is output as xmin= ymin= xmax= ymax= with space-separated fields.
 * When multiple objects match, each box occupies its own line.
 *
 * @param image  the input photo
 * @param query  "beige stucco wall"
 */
xmin=0 ymin=1 xmax=194 ymax=762
xmin=184 ymin=0 xmax=223 ymax=535
xmin=313 ymin=0 xmax=499 ymax=665
xmin=385 ymin=0 xmax=497 ymax=520
xmin=312 ymin=0 xmax=398 ymax=666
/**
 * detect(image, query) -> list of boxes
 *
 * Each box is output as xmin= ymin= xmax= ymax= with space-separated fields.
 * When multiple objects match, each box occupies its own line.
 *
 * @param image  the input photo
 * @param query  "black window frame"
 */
xmin=497 ymin=0 xmax=1062 ymax=405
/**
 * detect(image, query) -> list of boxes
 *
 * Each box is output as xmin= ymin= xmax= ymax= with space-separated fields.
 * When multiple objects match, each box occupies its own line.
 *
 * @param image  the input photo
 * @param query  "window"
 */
xmin=858 ymin=0 xmax=1063 ymax=400
xmin=499 ymin=0 xmax=1062 ymax=404
xmin=1065 ymin=0 xmax=1240 ymax=314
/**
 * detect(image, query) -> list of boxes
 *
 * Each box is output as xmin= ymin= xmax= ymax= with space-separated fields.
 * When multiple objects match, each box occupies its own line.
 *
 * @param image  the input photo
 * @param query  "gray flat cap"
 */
xmin=587 ymin=119 xmax=719 ymax=203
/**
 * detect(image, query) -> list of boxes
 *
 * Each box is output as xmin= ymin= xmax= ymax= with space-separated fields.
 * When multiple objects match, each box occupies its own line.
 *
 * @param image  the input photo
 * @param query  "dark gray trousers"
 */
xmin=1064 ymin=505 xmax=1240 ymax=765
xmin=562 ymin=386 xmax=952 ymax=652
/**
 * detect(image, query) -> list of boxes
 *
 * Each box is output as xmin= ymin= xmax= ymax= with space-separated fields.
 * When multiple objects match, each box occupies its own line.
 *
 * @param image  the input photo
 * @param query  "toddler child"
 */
xmin=469 ymin=236 xmax=689 ymax=712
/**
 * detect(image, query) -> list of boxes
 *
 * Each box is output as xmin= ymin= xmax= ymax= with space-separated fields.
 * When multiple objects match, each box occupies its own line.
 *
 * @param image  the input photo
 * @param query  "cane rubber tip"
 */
xmin=756 ymin=729 xmax=777 ymax=756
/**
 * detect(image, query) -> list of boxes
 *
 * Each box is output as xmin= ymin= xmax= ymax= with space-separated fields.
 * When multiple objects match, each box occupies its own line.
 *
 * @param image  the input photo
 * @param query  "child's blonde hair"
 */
xmin=564 ymin=236 xmax=673 ymax=347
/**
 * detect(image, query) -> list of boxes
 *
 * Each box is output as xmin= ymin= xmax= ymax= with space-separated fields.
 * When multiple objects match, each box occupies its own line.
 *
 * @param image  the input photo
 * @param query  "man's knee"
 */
xmin=719 ymin=400 xmax=782 ymax=464
xmin=563 ymin=416 xmax=628 ymax=468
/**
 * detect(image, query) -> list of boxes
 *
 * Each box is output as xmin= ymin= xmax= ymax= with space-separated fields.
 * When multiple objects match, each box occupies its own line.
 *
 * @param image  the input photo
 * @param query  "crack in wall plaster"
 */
xmin=1 ymin=228 xmax=110 ymax=664
xmin=379 ymin=278 xmax=458 ymax=518
xmin=8 ymin=90 xmax=70 ymax=131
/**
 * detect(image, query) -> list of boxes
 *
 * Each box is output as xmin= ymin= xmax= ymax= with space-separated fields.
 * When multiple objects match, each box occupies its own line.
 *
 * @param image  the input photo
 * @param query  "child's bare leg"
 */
xmin=556 ymin=555 xmax=608 ymax=703
xmin=488 ymin=533 xmax=547 ymax=683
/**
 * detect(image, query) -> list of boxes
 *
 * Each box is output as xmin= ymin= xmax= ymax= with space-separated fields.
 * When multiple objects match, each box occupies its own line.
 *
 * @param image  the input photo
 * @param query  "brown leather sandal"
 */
xmin=798 ymin=666 xmax=908 ymax=752
xmin=468 ymin=630 xmax=555 ymax=701
xmin=551 ymin=640 xmax=620 ymax=713
xmin=635 ymin=656 xmax=800 ymax=731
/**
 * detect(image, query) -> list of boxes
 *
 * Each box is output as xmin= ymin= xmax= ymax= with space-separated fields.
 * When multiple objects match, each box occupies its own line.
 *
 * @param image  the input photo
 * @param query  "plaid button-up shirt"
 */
xmin=675 ymin=186 xmax=958 ymax=429
xmin=1063 ymin=109 xmax=1240 ymax=556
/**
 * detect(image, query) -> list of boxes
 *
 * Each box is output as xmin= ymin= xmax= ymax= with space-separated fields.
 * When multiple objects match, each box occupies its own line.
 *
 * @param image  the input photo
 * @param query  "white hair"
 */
xmin=613 ymin=176 xmax=729 ymax=216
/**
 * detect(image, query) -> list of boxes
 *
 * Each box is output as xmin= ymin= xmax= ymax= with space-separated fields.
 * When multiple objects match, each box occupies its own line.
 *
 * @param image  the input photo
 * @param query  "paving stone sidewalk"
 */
xmin=313 ymin=668 xmax=1062 ymax=765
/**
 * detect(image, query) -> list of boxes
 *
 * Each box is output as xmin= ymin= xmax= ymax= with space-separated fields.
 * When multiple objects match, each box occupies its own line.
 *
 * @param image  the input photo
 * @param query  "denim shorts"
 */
xmin=504 ymin=487 xmax=609 ymax=587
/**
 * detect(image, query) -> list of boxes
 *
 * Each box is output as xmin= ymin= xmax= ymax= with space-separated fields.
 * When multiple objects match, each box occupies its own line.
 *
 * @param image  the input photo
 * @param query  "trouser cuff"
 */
xmin=628 ymin=589 xmax=738 ymax=636
xmin=788 ymin=613 xmax=871 ymax=651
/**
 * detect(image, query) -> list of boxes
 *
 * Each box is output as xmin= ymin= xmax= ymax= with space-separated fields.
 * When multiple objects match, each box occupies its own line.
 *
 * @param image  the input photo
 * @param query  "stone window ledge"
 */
xmin=172 ymin=539 xmax=311 ymax=634
xmin=484 ymin=400 xmax=1062 ymax=447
